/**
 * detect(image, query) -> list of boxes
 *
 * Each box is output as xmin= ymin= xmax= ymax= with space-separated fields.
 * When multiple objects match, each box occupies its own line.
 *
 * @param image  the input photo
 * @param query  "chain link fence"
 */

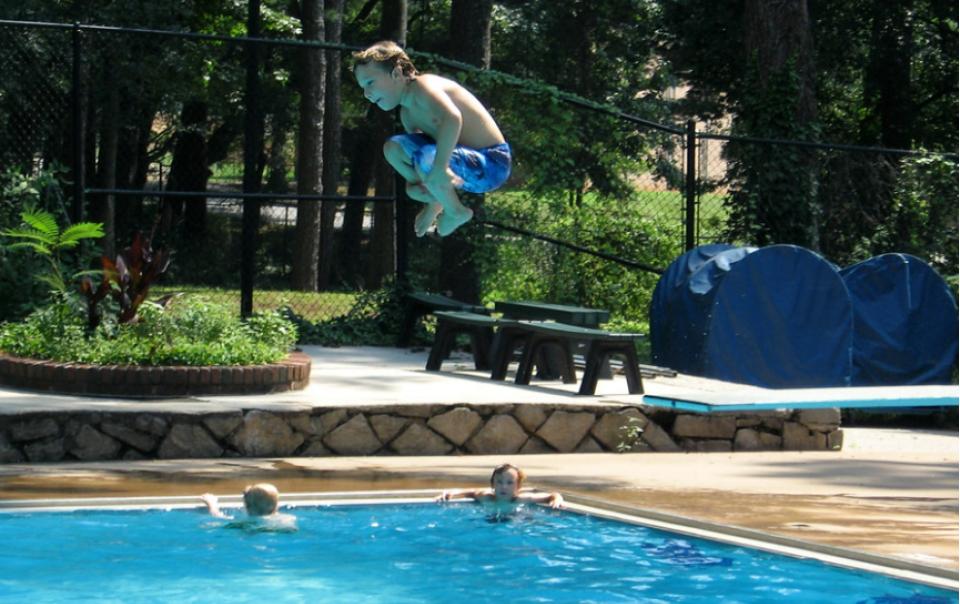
xmin=1 ymin=20 xmax=956 ymax=334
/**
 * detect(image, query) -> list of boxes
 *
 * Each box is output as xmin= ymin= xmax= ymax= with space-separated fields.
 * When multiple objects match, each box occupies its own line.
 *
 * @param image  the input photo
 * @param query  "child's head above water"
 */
xmin=490 ymin=464 xmax=525 ymax=500
xmin=242 ymin=483 xmax=280 ymax=516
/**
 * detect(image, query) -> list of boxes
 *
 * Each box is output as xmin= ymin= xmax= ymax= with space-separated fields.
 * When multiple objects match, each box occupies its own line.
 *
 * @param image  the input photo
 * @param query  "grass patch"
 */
xmin=151 ymin=285 xmax=357 ymax=322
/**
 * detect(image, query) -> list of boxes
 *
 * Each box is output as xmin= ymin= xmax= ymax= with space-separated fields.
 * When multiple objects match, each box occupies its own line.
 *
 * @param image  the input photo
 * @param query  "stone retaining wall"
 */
xmin=0 ymin=353 xmax=311 ymax=397
xmin=0 ymin=403 xmax=842 ymax=463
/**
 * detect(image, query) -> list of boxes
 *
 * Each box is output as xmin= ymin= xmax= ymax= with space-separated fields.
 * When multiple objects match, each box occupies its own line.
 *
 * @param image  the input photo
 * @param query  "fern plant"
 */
xmin=0 ymin=210 xmax=104 ymax=294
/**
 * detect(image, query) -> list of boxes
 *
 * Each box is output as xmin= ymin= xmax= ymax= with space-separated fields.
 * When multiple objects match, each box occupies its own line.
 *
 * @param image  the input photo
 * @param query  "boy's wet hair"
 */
xmin=352 ymin=40 xmax=418 ymax=77
xmin=243 ymin=483 xmax=280 ymax=516
xmin=490 ymin=464 xmax=525 ymax=487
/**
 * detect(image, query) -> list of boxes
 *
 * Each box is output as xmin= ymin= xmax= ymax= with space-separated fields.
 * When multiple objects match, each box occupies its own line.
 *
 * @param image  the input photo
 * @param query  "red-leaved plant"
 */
xmin=80 ymin=230 xmax=172 ymax=330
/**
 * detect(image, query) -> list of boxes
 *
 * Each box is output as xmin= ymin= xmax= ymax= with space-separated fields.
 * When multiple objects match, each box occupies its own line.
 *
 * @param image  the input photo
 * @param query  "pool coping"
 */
xmin=1 ymin=489 xmax=956 ymax=592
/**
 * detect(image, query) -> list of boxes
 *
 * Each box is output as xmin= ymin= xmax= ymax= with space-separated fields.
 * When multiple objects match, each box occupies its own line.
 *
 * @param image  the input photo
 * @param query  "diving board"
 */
xmin=642 ymin=385 xmax=960 ymax=413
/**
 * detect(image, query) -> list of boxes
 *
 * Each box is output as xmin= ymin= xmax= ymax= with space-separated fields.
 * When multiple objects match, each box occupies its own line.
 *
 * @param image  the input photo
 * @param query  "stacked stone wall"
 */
xmin=0 ymin=404 xmax=842 ymax=463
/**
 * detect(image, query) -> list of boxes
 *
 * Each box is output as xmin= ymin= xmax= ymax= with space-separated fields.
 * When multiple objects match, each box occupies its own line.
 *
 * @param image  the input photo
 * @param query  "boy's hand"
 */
xmin=423 ymin=166 xmax=457 ymax=191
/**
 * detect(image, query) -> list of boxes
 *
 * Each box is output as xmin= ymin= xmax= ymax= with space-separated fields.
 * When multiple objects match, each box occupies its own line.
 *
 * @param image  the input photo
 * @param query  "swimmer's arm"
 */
xmin=516 ymin=491 xmax=564 ymax=509
xmin=200 ymin=493 xmax=233 ymax=519
xmin=435 ymin=488 xmax=493 ymax=503
xmin=411 ymin=80 xmax=462 ymax=184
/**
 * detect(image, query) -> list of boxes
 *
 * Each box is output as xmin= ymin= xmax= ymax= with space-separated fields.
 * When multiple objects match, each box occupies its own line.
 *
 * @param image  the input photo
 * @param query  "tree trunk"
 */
xmin=266 ymin=112 xmax=292 ymax=194
xmin=366 ymin=0 xmax=407 ymax=288
xmin=318 ymin=0 xmax=345 ymax=290
xmin=449 ymin=0 xmax=492 ymax=68
xmin=341 ymin=116 xmax=377 ymax=287
xmin=438 ymin=0 xmax=493 ymax=304
xmin=292 ymin=0 xmax=326 ymax=291
xmin=862 ymin=0 xmax=914 ymax=149
xmin=91 ymin=67 xmax=119 ymax=259
xmin=744 ymin=0 xmax=817 ymax=125
xmin=164 ymin=101 xmax=209 ymax=237
xmin=741 ymin=0 xmax=820 ymax=248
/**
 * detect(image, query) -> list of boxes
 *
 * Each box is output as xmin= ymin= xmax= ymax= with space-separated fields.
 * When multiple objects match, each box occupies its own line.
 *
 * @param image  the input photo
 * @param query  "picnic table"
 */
xmin=493 ymin=300 xmax=612 ymax=379
xmin=493 ymin=300 xmax=610 ymax=327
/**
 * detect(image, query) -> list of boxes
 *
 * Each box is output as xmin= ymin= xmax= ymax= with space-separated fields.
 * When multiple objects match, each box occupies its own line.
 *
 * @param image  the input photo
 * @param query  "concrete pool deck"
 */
xmin=0 ymin=346 xmax=956 ymax=573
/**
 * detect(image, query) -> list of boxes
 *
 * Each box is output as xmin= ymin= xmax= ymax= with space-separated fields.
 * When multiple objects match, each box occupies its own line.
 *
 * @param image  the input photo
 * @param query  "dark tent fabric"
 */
xmin=840 ymin=253 xmax=958 ymax=386
xmin=650 ymin=244 xmax=748 ymax=376
xmin=651 ymin=244 xmax=854 ymax=388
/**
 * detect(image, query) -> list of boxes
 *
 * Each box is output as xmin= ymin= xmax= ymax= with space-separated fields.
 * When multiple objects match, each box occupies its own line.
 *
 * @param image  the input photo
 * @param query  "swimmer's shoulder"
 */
xmin=224 ymin=513 xmax=298 ymax=533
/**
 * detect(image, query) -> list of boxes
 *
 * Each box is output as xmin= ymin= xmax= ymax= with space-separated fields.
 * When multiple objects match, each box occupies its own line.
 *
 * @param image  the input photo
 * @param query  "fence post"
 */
xmin=70 ymin=23 xmax=84 ymax=224
xmin=684 ymin=119 xmax=697 ymax=251
xmin=240 ymin=1 xmax=263 ymax=318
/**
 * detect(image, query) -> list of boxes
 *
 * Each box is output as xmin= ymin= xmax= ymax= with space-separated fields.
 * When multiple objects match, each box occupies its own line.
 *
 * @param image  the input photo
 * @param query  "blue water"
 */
xmin=0 ymin=503 xmax=953 ymax=603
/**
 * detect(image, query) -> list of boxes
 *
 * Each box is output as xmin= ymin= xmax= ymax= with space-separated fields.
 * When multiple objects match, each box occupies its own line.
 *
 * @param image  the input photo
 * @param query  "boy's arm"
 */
xmin=411 ymin=80 xmax=463 ymax=186
xmin=200 ymin=493 xmax=232 ymax=519
xmin=435 ymin=488 xmax=489 ymax=502
xmin=518 ymin=491 xmax=565 ymax=509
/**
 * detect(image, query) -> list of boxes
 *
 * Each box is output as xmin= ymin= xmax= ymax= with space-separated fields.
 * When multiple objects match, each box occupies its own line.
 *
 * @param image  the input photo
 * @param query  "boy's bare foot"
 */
xmin=415 ymin=204 xmax=443 ymax=237
xmin=437 ymin=206 xmax=474 ymax=237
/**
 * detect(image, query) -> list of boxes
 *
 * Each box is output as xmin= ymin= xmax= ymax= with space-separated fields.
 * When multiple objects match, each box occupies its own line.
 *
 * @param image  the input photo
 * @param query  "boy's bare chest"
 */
xmin=400 ymin=107 xmax=435 ymax=136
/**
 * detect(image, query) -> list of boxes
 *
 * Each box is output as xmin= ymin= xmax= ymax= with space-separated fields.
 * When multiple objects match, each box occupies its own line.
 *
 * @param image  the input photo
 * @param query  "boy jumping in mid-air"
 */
xmin=353 ymin=40 xmax=511 ymax=237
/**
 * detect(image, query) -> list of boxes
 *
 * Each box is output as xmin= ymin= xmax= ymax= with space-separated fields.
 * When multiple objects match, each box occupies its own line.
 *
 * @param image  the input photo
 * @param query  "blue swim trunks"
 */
xmin=389 ymin=133 xmax=512 ymax=194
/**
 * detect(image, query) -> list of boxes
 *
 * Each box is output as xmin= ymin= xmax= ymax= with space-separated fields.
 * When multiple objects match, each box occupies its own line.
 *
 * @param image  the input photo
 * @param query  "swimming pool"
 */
xmin=0 ymin=493 xmax=955 ymax=603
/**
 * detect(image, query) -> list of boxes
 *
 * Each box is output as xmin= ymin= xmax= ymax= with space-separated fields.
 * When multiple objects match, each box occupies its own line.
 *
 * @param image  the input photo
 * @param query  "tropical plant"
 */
xmin=0 ymin=210 xmax=104 ymax=295
xmin=101 ymin=230 xmax=172 ymax=324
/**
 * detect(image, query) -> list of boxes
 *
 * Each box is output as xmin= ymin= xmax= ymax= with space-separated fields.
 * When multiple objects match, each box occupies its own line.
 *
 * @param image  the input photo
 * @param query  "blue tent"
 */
xmin=840 ymin=253 xmax=958 ymax=386
xmin=651 ymin=244 xmax=854 ymax=388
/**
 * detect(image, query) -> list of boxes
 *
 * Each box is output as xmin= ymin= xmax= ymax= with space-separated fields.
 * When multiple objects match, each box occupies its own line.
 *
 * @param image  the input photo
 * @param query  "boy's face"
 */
xmin=492 ymin=468 xmax=521 ymax=500
xmin=354 ymin=62 xmax=404 ymax=111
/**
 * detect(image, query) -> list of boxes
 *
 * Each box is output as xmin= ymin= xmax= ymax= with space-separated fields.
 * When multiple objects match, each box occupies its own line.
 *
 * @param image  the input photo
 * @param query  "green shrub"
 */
xmin=0 ymin=168 xmax=76 ymax=321
xmin=0 ymin=296 xmax=298 ymax=366
xmin=290 ymin=280 xmax=416 ymax=347
xmin=478 ymin=190 xmax=684 ymax=331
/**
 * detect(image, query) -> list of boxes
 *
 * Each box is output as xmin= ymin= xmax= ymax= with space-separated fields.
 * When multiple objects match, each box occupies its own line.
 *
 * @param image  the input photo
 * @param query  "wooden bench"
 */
xmin=426 ymin=313 xmax=645 ymax=396
xmin=426 ymin=311 xmax=498 ymax=371
xmin=399 ymin=292 xmax=490 ymax=347
xmin=494 ymin=300 xmax=612 ymax=380
xmin=428 ymin=313 xmax=556 ymax=379
xmin=507 ymin=321 xmax=645 ymax=395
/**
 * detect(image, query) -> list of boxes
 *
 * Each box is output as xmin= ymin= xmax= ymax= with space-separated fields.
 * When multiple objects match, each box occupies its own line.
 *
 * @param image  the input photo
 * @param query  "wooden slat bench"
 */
xmin=508 ymin=321 xmax=645 ymax=395
xmin=426 ymin=311 xmax=499 ymax=371
xmin=428 ymin=312 xmax=645 ymax=396
xmin=494 ymin=300 xmax=611 ymax=379
xmin=428 ymin=313 xmax=553 ymax=379
xmin=399 ymin=292 xmax=490 ymax=347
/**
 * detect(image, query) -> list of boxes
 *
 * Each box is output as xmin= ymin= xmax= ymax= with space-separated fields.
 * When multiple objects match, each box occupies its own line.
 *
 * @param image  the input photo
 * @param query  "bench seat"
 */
xmin=426 ymin=311 xmax=499 ymax=371
xmin=510 ymin=321 xmax=645 ymax=395
xmin=399 ymin=292 xmax=490 ymax=347
xmin=427 ymin=312 xmax=645 ymax=396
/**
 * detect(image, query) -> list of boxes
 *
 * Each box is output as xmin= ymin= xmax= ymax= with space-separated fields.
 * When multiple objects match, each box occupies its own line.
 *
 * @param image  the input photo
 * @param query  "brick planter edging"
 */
xmin=0 ymin=403 xmax=844 ymax=463
xmin=0 ymin=352 xmax=311 ymax=397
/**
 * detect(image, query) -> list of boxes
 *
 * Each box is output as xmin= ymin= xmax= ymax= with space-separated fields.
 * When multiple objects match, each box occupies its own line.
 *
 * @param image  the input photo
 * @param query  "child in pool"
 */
xmin=436 ymin=464 xmax=564 ymax=509
xmin=353 ymin=40 xmax=511 ymax=238
xmin=200 ymin=483 xmax=297 ymax=532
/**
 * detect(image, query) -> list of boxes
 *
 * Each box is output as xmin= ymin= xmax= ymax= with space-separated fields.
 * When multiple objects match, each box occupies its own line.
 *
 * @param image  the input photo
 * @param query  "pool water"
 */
xmin=0 ymin=502 xmax=953 ymax=603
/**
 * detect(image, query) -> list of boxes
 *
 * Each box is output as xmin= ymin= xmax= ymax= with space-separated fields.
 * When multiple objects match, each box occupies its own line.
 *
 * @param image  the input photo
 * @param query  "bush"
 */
xmin=290 ymin=280 xmax=415 ymax=347
xmin=478 ymin=190 xmax=683 ymax=331
xmin=0 ymin=167 xmax=75 ymax=321
xmin=0 ymin=296 xmax=298 ymax=366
